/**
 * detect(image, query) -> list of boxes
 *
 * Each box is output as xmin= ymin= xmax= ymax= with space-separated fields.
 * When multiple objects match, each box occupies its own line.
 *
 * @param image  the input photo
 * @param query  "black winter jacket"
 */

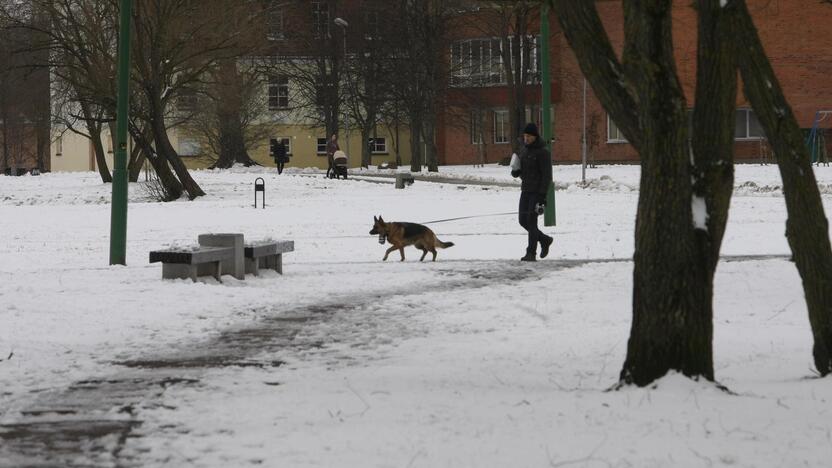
xmin=516 ymin=137 xmax=552 ymax=194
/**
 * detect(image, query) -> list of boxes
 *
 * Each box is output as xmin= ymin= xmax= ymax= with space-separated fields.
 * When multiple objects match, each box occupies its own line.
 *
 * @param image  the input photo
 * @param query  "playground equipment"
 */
xmin=805 ymin=110 xmax=832 ymax=166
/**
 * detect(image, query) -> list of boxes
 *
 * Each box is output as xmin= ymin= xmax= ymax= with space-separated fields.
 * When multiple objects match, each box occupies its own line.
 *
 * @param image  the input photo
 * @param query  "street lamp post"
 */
xmin=540 ymin=4 xmax=556 ymax=227
xmin=334 ymin=17 xmax=349 ymax=159
xmin=110 ymin=0 xmax=132 ymax=265
xmin=581 ymin=78 xmax=587 ymax=185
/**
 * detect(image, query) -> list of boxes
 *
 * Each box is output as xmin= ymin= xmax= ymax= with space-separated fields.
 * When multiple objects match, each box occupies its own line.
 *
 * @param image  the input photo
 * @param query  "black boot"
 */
xmin=540 ymin=236 xmax=553 ymax=259
xmin=520 ymin=253 xmax=536 ymax=262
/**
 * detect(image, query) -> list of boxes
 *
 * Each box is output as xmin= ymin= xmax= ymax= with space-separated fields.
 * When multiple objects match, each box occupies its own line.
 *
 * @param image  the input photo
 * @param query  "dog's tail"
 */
xmin=437 ymin=240 xmax=454 ymax=249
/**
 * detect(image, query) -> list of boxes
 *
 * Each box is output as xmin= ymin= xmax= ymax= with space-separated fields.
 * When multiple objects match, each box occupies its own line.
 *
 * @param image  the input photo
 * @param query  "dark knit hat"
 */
xmin=523 ymin=122 xmax=539 ymax=137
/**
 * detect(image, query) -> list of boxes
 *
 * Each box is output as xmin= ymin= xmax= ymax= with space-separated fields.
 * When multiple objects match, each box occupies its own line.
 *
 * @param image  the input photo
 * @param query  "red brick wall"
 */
xmin=556 ymin=0 xmax=832 ymax=163
xmin=442 ymin=0 xmax=832 ymax=165
xmin=440 ymin=7 xmax=561 ymax=165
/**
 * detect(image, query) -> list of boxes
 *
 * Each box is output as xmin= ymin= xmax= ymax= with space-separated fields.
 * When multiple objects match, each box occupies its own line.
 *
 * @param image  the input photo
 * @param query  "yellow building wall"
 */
xmin=180 ymin=124 xmax=413 ymax=170
xmin=50 ymin=131 xmax=115 ymax=173
xmin=52 ymin=125 xmax=414 ymax=172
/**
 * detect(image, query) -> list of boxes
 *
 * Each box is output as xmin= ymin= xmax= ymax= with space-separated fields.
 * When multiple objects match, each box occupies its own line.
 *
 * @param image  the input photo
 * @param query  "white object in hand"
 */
xmin=510 ymin=153 xmax=520 ymax=171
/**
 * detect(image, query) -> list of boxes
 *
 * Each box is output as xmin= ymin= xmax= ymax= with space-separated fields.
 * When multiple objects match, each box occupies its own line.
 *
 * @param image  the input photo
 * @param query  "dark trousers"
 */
xmin=518 ymin=191 xmax=552 ymax=256
xmin=326 ymin=155 xmax=334 ymax=178
xmin=276 ymin=161 xmax=285 ymax=174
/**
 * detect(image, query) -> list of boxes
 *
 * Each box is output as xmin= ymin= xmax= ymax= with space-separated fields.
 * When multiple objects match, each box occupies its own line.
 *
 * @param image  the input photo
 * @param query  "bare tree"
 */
xmin=265 ymin=1 xmax=343 ymax=144
xmin=547 ymin=0 xmax=740 ymax=386
xmin=734 ymin=0 xmax=832 ymax=376
xmin=184 ymin=58 xmax=269 ymax=168
xmin=340 ymin=2 xmax=400 ymax=168
xmin=391 ymin=0 xmax=460 ymax=172
xmin=548 ymin=0 xmax=832 ymax=385
xmin=468 ymin=1 xmax=540 ymax=153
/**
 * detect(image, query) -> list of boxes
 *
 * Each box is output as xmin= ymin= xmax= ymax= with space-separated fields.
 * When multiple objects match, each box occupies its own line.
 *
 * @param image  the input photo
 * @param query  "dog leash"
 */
xmin=420 ymin=211 xmax=521 ymax=225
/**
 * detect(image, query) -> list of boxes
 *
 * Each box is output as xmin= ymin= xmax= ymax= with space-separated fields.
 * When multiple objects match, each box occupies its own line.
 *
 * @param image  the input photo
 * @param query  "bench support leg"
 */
xmin=212 ymin=261 xmax=222 ymax=282
xmin=245 ymin=257 xmax=260 ymax=276
xmin=260 ymin=254 xmax=281 ymax=274
xmin=163 ymin=263 xmax=198 ymax=282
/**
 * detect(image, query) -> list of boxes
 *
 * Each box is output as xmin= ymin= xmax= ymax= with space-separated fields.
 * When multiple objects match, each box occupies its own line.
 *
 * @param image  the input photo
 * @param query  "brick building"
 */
xmin=0 ymin=22 xmax=50 ymax=174
xmin=440 ymin=0 xmax=832 ymax=165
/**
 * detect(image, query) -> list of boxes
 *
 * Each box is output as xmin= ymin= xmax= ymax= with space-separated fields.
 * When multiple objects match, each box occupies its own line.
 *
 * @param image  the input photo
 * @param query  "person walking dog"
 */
xmin=511 ymin=122 xmax=554 ymax=262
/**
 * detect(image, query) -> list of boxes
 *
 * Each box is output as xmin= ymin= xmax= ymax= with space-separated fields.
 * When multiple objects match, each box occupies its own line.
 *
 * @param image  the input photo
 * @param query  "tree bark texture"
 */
xmin=549 ymin=0 xmax=642 ymax=152
xmin=83 ymin=105 xmax=111 ymax=183
xmin=130 ymin=122 xmax=182 ymax=201
xmin=409 ymin=116 xmax=422 ymax=172
xmin=151 ymin=109 xmax=205 ymax=199
xmin=733 ymin=0 xmax=832 ymax=375
xmin=692 ymin=0 xmax=737 ymax=274
xmin=550 ymin=0 xmax=716 ymax=386
xmin=619 ymin=0 xmax=713 ymax=386
xmin=212 ymin=59 xmax=256 ymax=169
xmin=127 ymin=143 xmax=146 ymax=183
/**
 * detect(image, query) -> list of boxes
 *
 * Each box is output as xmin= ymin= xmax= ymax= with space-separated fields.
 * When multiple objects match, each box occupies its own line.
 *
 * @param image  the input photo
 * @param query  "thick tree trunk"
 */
xmin=409 ymin=114 xmax=422 ymax=172
xmin=361 ymin=125 xmax=373 ymax=169
xmin=128 ymin=126 xmax=151 ymax=182
xmin=83 ymin=105 xmax=111 ymax=183
xmin=89 ymin=126 xmax=112 ymax=183
xmin=394 ymin=119 xmax=402 ymax=167
xmin=618 ymin=0 xmax=713 ymax=386
xmin=550 ymin=0 xmax=716 ymax=387
xmin=212 ymin=59 xmax=257 ymax=169
xmin=550 ymin=0 xmax=642 ymax=152
xmin=153 ymin=117 xmax=205 ymax=199
xmin=692 ymin=0 xmax=738 ymax=273
xmin=130 ymin=123 xmax=182 ymax=201
xmin=127 ymin=144 xmax=146 ymax=183
xmin=423 ymin=120 xmax=438 ymax=172
xmin=213 ymin=111 xmax=256 ymax=169
xmin=734 ymin=0 xmax=832 ymax=375
xmin=36 ymin=118 xmax=49 ymax=172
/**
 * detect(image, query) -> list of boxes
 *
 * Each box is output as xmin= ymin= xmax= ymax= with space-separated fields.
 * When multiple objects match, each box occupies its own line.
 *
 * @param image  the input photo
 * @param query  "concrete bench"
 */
xmin=149 ymin=246 xmax=236 ymax=282
xmin=244 ymin=240 xmax=294 ymax=276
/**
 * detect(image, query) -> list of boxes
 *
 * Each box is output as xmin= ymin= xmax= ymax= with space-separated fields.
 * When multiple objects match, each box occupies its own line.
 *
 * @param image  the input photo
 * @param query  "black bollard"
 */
xmin=254 ymin=177 xmax=265 ymax=208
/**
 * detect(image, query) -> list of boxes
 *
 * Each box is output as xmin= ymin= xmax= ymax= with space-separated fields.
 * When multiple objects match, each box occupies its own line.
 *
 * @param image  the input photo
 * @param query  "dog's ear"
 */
xmin=373 ymin=215 xmax=377 ymax=222
xmin=378 ymin=215 xmax=384 ymax=223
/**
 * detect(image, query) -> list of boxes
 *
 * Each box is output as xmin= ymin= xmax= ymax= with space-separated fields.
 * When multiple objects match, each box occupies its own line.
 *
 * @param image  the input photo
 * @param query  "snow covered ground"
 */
xmin=1 ymin=164 xmax=831 ymax=467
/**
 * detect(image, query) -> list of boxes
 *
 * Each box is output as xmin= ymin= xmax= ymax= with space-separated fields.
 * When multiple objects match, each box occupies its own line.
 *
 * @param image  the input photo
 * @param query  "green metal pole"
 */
xmin=109 ymin=0 xmax=132 ymax=265
xmin=541 ymin=4 xmax=556 ymax=227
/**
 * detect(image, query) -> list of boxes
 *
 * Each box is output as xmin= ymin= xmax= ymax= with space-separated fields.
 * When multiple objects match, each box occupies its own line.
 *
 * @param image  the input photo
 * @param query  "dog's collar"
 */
xmin=378 ymin=233 xmax=386 ymax=244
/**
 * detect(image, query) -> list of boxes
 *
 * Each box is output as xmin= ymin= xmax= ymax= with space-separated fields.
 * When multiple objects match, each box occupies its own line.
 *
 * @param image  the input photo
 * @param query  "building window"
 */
xmin=312 ymin=1 xmax=329 ymax=38
xmin=178 ymin=137 xmax=200 ymax=156
xmin=494 ymin=109 xmax=509 ymax=144
xmin=450 ymin=36 xmax=539 ymax=87
xmin=370 ymin=137 xmax=387 ymax=153
xmin=607 ymin=114 xmax=628 ymax=143
xmin=268 ymin=75 xmax=289 ymax=110
xmin=270 ymin=137 xmax=292 ymax=155
xmin=268 ymin=5 xmax=285 ymax=41
xmin=735 ymin=109 xmax=764 ymax=140
xmin=55 ymin=135 xmax=62 ymax=156
xmin=471 ymin=111 xmax=484 ymax=144
xmin=317 ymin=137 xmax=328 ymax=154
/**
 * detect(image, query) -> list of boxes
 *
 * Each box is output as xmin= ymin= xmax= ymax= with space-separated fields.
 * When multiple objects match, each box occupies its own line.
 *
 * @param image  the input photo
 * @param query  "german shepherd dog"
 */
xmin=369 ymin=216 xmax=454 ymax=261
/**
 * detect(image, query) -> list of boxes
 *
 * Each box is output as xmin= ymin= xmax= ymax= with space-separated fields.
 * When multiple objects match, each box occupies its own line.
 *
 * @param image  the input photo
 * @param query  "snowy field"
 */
xmin=1 ymin=164 xmax=831 ymax=467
